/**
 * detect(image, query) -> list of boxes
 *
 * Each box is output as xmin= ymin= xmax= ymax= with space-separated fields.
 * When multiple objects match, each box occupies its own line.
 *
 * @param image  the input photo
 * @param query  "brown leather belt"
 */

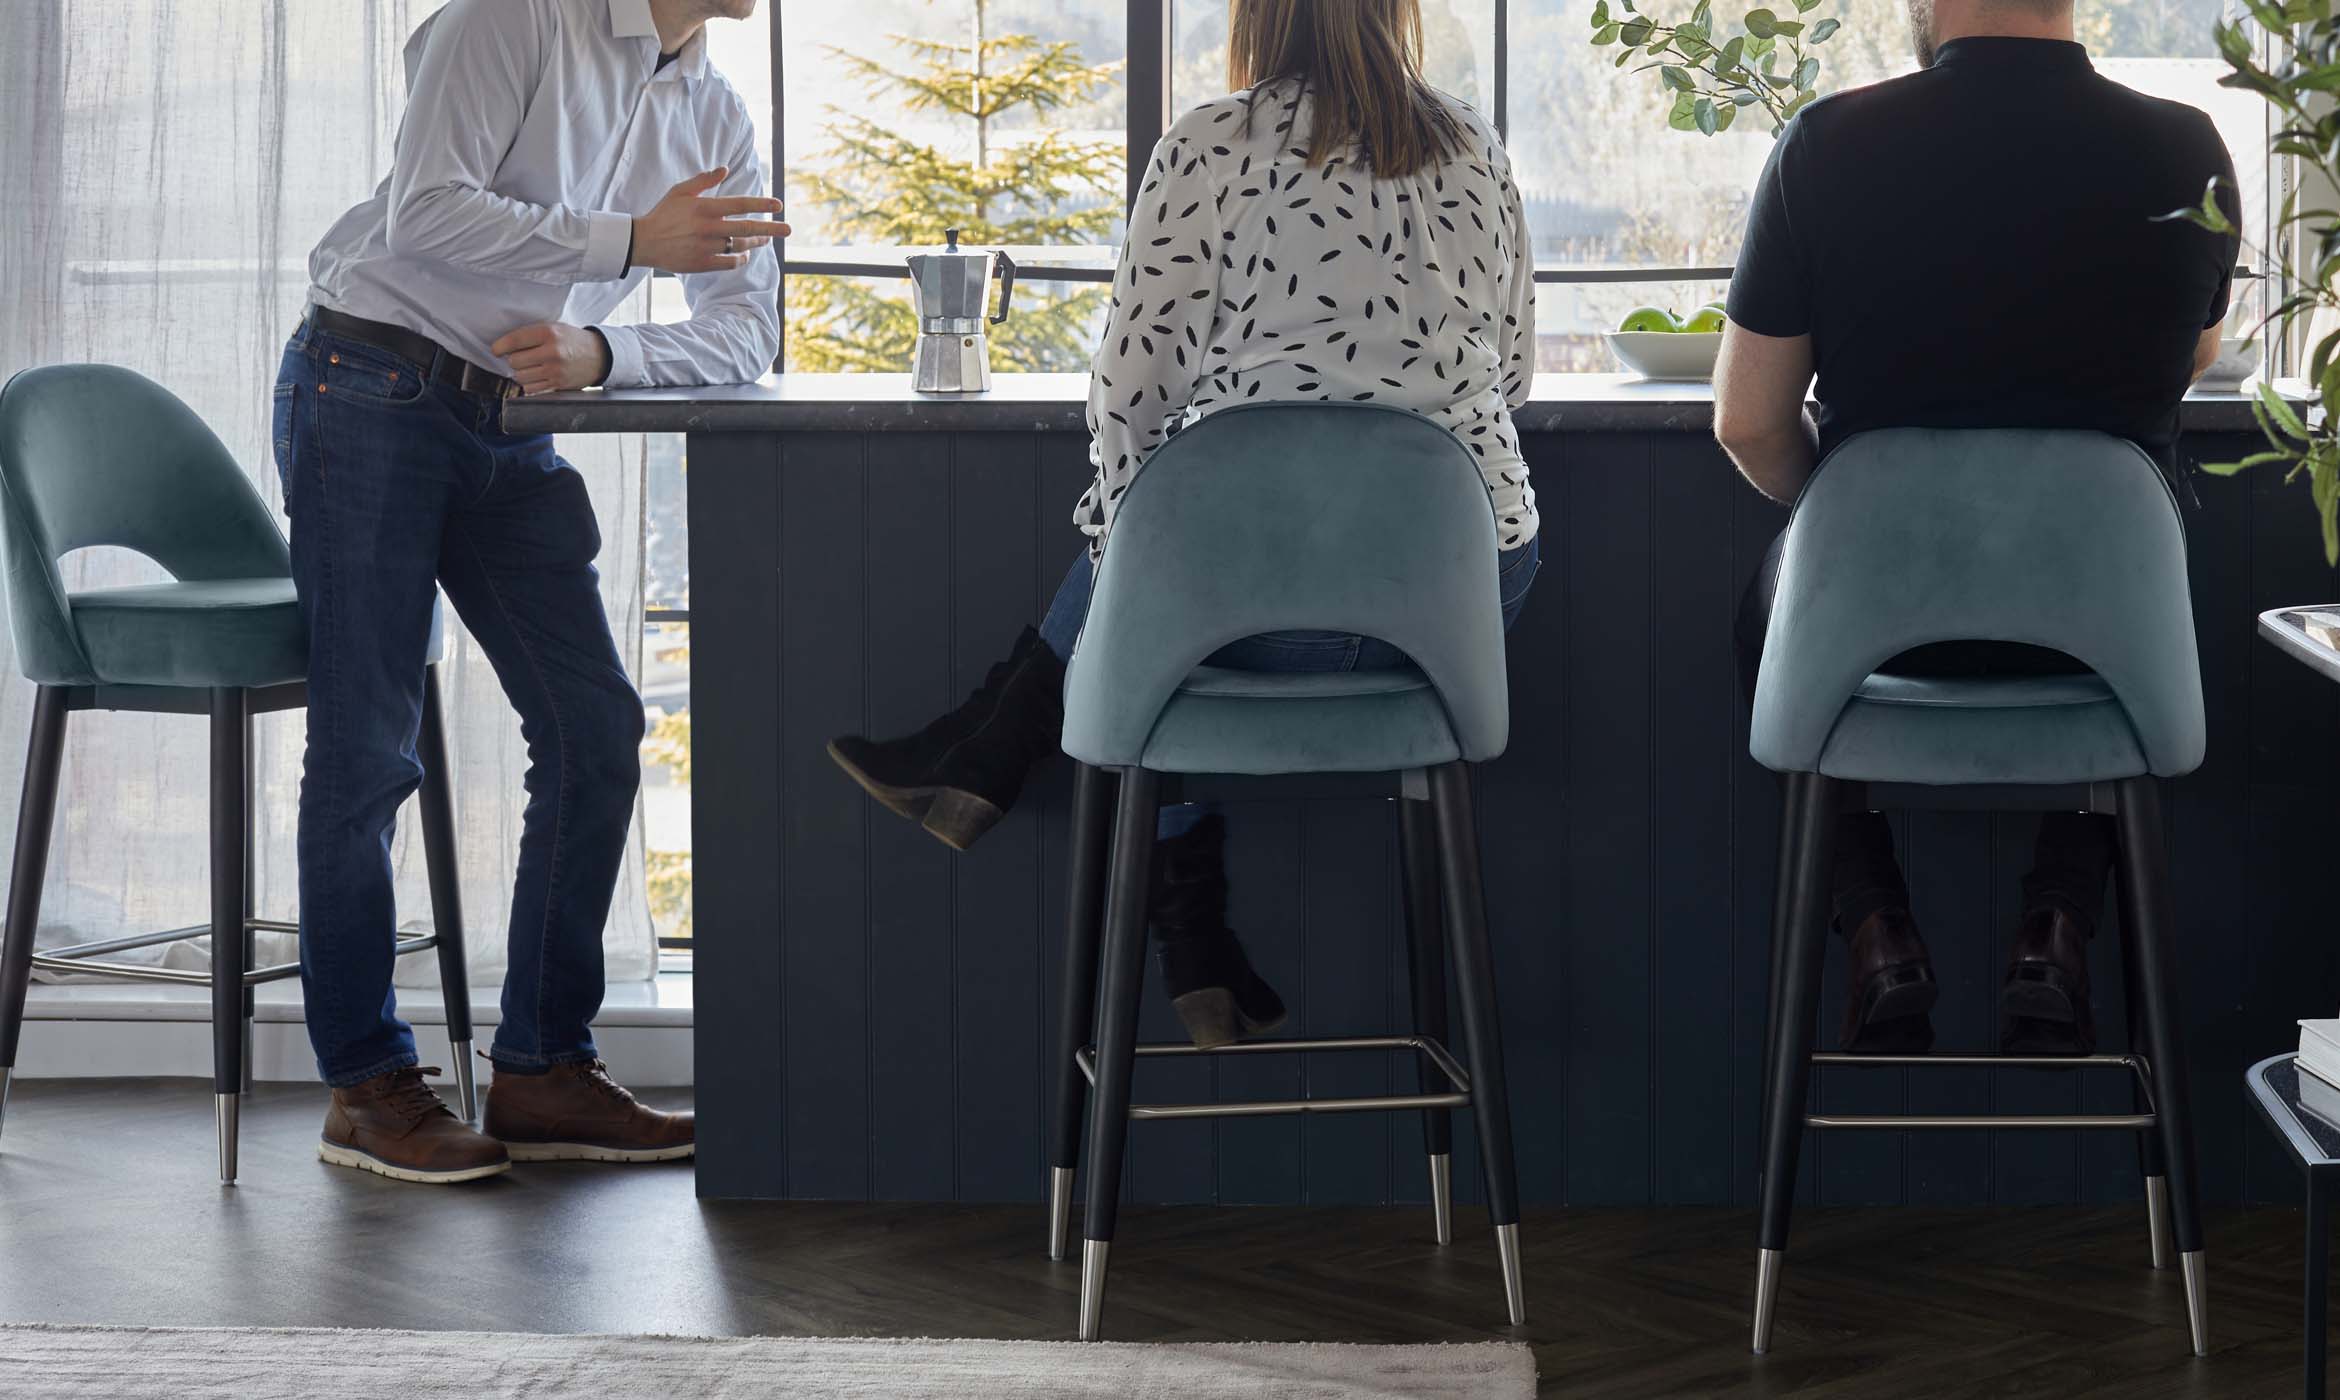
xmin=305 ymin=306 xmax=521 ymax=400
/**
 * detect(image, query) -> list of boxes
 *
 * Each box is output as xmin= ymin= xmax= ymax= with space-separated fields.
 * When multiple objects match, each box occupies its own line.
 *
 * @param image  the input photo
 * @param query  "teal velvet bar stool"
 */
xmin=1048 ymin=402 xmax=1525 ymax=1341
xmin=0 ymin=364 xmax=473 ymax=1183
xmin=1747 ymin=428 xmax=2208 ymax=1356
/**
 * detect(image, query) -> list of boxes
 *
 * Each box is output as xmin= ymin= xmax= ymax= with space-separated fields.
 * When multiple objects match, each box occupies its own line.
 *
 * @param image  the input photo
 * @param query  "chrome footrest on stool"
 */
xmin=29 ymin=921 xmax=438 ymax=987
xmin=1802 ymin=1052 xmax=2157 ymax=1130
xmin=1073 ymin=1033 xmax=1471 ymax=1119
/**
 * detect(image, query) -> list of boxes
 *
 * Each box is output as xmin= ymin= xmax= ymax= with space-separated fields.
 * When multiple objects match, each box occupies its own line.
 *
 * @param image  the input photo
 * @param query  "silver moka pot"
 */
xmin=908 ymin=229 xmax=1016 ymax=394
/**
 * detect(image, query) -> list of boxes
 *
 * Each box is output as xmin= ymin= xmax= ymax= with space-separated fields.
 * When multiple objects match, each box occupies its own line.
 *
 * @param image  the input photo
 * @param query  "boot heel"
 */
xmin=922 ymin=788 xmax=1005 ymax=851
xmin=2001 ymin=961 xmax=2080 ymax=1022
xmin=1171 ymin=988 xmax=1244 ymax=1050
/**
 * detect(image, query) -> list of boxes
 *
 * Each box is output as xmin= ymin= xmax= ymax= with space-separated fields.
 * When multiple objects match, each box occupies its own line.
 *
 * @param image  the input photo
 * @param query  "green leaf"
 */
xmin=1718 ymin=34 xmax=1747 ymax=70
xmin=1792 ymin=0 xmax=1824 ymax=10
xmin=1619 ymin=17 xmax=1654 ymax=45
xmin=1695 ymin=97 xmax=1719 ymax=134
xmin=1615 ymin=46 xmax=1635 ymax=66
xmin=1793 ymin=56 xmax=1820 ymax=88
xmin=1744 ymin=7 xmax=1779 ymax=36
xmin=1808 ymin=16 xmax=1841 ymax=40
xmin=1592 ymin=21 xmax=1622 ymax=43
xmin=1714 ymin=98 xmax=1738 ymax=131
xmin=1591 ymin=0 xmax=1611 ymax=24
xmin=2259 ymin=380 xmax=2313 ymax=440
xmin=1770 ymin=18 xmax=1804 ymax=35
xmin=1661 ymin=64 xmax=1695 ymax=90
xmin=1731 ymin=90 xmax=1762 ymax=105
xmin=1668 ymin=91 xmax=1700 ymax=130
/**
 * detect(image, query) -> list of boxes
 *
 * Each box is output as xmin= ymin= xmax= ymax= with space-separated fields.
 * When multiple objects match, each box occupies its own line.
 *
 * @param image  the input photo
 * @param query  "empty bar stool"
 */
xmin=1747 ymin=428 xmax=2207 ymax=1355
xmin=0 ymin=364 xmax=473 ymax=1182
xmin=1046 ymin=402 xmax=1525 ymax=1341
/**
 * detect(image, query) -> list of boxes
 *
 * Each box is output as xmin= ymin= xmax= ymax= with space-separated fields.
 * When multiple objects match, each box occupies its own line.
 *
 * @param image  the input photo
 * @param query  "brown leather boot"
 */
xmin=319 ymin=1066 xmax=511 ymax=1184
xmin=484 ymin=1060 xmax=695 ymax=1163
xmin=1841 ymin=908 xmax=1937 ymax=1053
xmin=2003 ymin=906 xmax=2095 ymax=1054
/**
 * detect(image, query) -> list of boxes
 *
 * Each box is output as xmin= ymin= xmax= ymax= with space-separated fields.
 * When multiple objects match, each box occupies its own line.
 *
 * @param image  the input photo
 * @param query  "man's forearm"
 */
xmin=1720 ymin=420 xmax=1817 ymax=505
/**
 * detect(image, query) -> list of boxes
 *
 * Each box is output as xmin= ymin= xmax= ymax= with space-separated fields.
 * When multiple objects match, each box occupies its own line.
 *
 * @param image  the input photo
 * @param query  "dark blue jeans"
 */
xmin=275 ymin=322 xmax=644 ymax=1087
xmin=1038 ymin=536 xmax=1541 ymax=837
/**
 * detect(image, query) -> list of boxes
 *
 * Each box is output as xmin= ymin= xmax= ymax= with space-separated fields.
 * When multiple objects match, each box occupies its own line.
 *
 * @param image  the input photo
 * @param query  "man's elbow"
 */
xmin=382 ymin=186 xmax=450 ymax=260
xmin=1712 ymin=406 xmax=1785 ymax=461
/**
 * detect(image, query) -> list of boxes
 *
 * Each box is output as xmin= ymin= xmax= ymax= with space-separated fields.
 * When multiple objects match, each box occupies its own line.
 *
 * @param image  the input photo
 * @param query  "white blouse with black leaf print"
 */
xmin=1077 ymin=78 xmax=1539 ymax=553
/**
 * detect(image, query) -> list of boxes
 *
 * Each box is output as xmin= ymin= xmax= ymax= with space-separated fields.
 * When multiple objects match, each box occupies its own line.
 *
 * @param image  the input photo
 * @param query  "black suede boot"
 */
xmin=1152 ymin=814 xmax=1288 ymax=1049
xmin=826 ymin=626 xmax=1065 ymax=851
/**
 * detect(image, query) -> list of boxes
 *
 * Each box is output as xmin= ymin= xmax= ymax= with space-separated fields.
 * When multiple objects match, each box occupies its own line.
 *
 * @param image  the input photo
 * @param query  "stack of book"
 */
xmin=2297 ymin=1019 xmax=2340 ymax=1129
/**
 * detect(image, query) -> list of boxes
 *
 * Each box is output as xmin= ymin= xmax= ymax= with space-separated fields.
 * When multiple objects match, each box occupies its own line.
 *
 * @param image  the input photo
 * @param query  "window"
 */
xmin=756 ymin=0 xmax=2266 ymax=374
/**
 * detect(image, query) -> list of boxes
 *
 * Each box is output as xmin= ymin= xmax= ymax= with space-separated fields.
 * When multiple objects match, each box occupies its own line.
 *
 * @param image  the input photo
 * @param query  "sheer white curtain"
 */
xmin=0 ymin=1 xmax=659 ymax=998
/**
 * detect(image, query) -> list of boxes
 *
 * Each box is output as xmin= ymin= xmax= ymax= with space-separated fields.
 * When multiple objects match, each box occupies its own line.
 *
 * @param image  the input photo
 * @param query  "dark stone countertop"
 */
xmin=502 ymin=370 xmax=2262 ymax=437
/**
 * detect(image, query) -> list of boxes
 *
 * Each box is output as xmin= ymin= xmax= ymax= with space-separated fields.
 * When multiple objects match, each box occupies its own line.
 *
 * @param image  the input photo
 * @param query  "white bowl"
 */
xmin=2197 ymin=336 xmax=2259 ymax=391
xmin=1606 ymin=330 xmax=1723 ymax=381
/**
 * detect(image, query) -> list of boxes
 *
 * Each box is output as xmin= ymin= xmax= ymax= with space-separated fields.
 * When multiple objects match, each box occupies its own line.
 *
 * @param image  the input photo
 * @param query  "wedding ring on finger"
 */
xmin=724 ymin=235 xmax=736 ymax=255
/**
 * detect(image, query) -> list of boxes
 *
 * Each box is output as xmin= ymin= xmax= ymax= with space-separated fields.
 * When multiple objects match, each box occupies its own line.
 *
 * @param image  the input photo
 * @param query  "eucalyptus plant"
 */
xmin=2164 ymin=5 xmax=2340 ymax=562
xmin=1587 ymin=0 xmax=1842 ymax=137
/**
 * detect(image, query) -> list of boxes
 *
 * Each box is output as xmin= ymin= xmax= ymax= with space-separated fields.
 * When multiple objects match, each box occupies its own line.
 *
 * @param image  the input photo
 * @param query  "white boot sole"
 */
xmin=317 ymin=1141 xmax=511 ymax=1184
xmin=502 ymin=1141 xmax=697 ymax=1163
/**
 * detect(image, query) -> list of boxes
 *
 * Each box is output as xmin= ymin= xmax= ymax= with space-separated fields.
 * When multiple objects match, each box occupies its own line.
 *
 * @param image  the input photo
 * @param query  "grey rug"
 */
xmin=0 ymin=1323 xmax=1535 ymax=1399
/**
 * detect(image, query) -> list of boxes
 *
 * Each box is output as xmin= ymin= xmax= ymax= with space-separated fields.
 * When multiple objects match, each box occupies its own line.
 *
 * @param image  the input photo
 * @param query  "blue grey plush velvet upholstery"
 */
xmin=0 ymin=364 xmax=439 ymax=689
xmin=1059 ymin=402 xmax=1509 ymax=773
xmin=1749 ymin=428 xmax=2203 ymax=784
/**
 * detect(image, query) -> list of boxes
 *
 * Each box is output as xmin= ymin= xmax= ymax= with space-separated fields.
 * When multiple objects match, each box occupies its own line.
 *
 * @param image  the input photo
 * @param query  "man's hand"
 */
xmin=632 ymin=167 xmax=789 ymax=274
xmin=492 ymin=322 xmax=612 ymax=395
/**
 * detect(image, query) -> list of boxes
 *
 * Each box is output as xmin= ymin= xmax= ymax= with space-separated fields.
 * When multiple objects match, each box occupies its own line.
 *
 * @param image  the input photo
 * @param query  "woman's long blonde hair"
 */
xmin=1228 ymin=0 xmax=1467 ymax=178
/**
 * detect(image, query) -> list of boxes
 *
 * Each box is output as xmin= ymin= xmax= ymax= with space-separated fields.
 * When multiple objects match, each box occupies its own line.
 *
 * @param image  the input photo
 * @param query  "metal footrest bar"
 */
xmin=1809 ymin=1112 xmax=2156 ymax=1130
xmin=1074 ymin=1034 xmax=1471 ymax=1121
xmin=1804 ymin=1051 xmax=2158 ymax=1130
xmin=30 ymin=931 xmax=440 ymax=987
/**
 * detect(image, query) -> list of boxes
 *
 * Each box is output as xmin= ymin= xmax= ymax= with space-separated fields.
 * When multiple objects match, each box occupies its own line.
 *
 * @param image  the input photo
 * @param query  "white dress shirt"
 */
xmin=307 ymin=0 xmax=779 ymax=387
xmin=1078 ymin=80 xmax=1539 ymax=551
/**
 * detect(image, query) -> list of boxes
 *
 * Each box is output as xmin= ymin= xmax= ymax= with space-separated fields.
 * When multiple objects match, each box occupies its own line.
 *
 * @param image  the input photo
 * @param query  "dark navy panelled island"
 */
xmin=506 ymin=375 xmax=2340 ymax=1211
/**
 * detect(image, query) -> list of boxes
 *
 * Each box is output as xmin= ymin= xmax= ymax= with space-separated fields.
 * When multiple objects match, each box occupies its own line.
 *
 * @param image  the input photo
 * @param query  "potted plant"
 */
xmin=1587 ymin=0 xmax=1845 ymax=136
xmin=2170 ymin=4 xmax=2340 ymax=562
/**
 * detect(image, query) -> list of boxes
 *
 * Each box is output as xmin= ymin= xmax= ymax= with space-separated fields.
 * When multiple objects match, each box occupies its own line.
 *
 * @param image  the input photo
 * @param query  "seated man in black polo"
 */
xmin=1712 ymin=0 xmax=2238 ymax=1055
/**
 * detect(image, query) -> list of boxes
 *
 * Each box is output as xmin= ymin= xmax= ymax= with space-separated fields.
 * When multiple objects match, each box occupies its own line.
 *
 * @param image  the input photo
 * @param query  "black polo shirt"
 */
xmin=1726 ymin=37 xmax=2239 ymax=473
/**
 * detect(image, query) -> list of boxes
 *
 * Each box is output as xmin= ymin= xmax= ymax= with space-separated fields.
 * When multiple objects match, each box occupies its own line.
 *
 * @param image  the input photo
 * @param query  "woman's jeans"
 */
xmin=1038 ymin=537 xmax=1541 ymax=837
xmin=276 ymin=320 xmax=644 ymax=1086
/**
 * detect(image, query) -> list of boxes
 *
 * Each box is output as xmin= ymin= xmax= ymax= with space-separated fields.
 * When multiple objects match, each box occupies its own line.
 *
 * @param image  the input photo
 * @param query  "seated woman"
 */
xmin=829 ymin=0 xmax=1541 ymax=1048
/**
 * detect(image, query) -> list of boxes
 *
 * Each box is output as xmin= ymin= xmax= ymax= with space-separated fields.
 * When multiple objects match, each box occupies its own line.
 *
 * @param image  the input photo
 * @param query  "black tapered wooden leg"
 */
xmin=239 ymin=698 xmax=256 ymax=1096
xmin=1077 ymin=766 xmax=1159 ymax=1342
xmin=210 ymin=688 xmax=248 ymax=1185
xmin=2307 ymin=1172 xmax=2329 ymax=1400
xmin=1753 ymin=769 xmax=1838 ymax=1355
xmin=416 ymin=664 xmax=476 ymax=1122
xmin=1428 ymin=761 xmax=1524 ymax=1326
xmin=2114 ymin=862 xmax=2171 ymax=1269
xmin=0 ymin=687 xmax=69 ymax=1143
xmin=1048 ymin=761 xmax=1116 ymax=1261
xmin=1399 ymin=791 xmax=1455 ymax=1246
xmin=2115 ymin=776 xmax=2207 ymax=1354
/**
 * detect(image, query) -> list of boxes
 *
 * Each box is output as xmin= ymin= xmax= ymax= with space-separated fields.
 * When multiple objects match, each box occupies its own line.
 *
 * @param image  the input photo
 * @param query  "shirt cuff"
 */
xmin=595 ymin=323 xmax=644 ymax=388
xmin=582 ymin=212 xmax=633 ymax=283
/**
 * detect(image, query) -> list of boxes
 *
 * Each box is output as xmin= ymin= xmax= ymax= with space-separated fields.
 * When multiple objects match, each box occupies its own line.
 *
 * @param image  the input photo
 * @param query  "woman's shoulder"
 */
xmin=1162 ymin=81 xmax=1299 ymax=151
xmin=1427 ymin=88 xmax=1511 ymax=171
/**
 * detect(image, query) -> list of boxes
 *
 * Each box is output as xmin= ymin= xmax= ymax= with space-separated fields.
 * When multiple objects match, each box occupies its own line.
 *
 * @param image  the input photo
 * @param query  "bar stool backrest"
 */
xmin=1749 ymin=427 xmax=2203 ymax=778
xmin=1060 ymin=401 xmax=1508 ymax=767
xmin=0 ymin=364 xmax=292 ymax=685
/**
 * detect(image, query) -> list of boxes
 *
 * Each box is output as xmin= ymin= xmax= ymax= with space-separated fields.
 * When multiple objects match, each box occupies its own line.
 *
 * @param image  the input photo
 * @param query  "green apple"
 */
xmin=1681 ymin=306 xmax=1727 ymax=334
xmin=1617 ymin=305 xmax=1682 ymax=334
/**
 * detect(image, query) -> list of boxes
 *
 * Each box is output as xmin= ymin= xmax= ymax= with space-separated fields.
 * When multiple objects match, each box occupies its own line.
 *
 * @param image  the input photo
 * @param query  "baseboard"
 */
xmin=13 ymin=975 xmax=694 ymax=1087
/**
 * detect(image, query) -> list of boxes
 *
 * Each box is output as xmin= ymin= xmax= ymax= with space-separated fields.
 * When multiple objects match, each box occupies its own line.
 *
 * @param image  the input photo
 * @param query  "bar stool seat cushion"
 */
xmin=67 ymin=578 xmax=307 ymax=689
xmin=1817 ymin=671 xmax=2147 ymax=785
xmin=1135 ymin=663 xmax=1461 ymax=774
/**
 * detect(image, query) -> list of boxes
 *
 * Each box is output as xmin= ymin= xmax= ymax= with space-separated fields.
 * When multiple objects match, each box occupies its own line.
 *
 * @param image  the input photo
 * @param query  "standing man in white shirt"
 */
xmin=277 ymin=0 xmax=783 ymax=1184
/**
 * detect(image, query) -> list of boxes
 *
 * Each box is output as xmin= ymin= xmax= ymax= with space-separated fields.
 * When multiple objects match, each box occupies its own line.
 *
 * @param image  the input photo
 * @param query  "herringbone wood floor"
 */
xmin=0 ymin=1078 xmax=2321 ymax=1397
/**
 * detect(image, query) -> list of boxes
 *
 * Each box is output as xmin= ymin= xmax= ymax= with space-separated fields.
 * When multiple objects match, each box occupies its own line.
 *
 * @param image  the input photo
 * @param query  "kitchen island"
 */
xmin=507 ymin=375 xmax=2339 ymax=1213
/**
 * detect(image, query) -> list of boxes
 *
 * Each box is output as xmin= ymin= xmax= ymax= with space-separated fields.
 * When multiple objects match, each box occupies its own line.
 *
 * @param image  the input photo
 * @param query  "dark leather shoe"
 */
xmin=319 ymin=1066 xmax=511 ymax=1184
xmin=2002 ymin=906 xmax=2095 ymax=1054
xmin=827 ymin=626 xmax=1065 ymax=850
xmin=1152 ymin=814 xmax=1288 ymax=1049
xmin=485 ymin=1060 xmax=695 ymax=1163
xmin=1841 ymin=908 xmax=1937 ymax=1053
